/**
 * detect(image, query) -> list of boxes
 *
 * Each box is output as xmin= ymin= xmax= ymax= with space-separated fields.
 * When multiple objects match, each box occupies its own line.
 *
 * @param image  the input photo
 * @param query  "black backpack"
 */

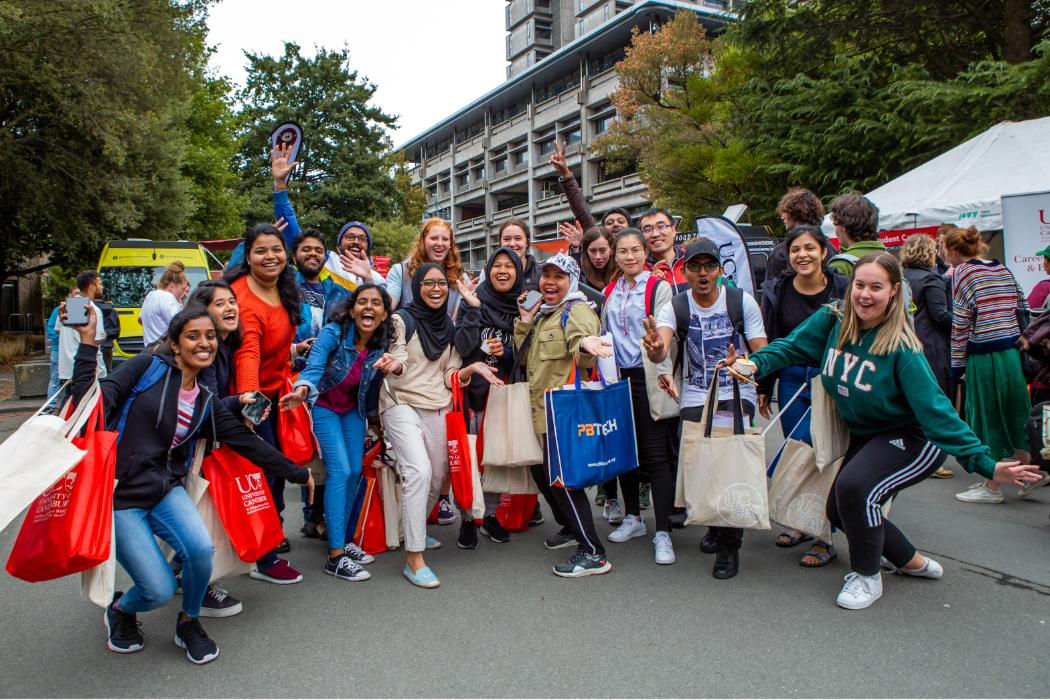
xmin=670 ymin=285 xmax=749 ymax=373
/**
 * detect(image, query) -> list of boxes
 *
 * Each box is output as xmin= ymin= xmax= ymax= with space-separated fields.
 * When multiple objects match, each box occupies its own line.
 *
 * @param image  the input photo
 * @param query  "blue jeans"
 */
xmin=113 ymin=486 xmax=213 ymax=618
xmin=311 ymin=405 xmax=366 ymax=550
xmin=768 ymin=365 xmax=821 ymax=476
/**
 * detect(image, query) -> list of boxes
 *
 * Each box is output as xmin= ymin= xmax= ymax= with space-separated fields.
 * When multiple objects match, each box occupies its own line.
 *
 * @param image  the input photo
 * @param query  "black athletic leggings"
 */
xmin=618 ymin=368 xmax=676 ymax=531
xmin=533 ymin=436 xmax=605 ymax=557
xmin=827 ymin=426 xmax=946 ymax=576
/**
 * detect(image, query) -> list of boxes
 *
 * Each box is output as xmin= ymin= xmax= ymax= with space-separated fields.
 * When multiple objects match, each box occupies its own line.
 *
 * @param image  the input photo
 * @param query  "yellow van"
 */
xmin=96 ymin=239 xmax=213 ymax=359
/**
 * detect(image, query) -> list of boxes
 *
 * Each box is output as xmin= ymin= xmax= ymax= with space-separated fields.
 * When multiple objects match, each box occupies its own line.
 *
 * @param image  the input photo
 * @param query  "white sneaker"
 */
xmin=1018 ymin=471 xmax=1050 ymax=498
xmin=836 ymin=571 xmax=883 ymax=610
xmin=653 ymin=531 xmax=675 ymax=565
xmin=898 ymin=556 xmax=943 ymax=579
xmin=954 ymin=483 xmax=1004 ymax=503
xmin=603 ymin=498 xmax=624 ymax=525
xmin=608 ymin=514 xmax=647 ymax=543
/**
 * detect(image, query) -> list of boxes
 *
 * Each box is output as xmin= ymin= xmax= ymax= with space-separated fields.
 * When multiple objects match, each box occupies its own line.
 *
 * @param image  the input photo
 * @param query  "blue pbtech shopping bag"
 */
xmin=546 ymin=368 xmax=638 ymax=489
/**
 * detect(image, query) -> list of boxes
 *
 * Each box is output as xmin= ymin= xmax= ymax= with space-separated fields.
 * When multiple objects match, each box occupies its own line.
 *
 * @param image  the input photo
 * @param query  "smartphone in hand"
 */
xmin=241 ymin=391 xmax=272 ymax=425
xmin=64 ymin=296 xmax=91 ymax=327
xmin=519 ymin=290 xmax=543 ymax=310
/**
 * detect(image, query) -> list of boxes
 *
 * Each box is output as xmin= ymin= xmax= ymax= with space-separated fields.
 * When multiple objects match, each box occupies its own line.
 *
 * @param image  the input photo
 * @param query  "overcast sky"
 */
xmin=206 ymin=0 xmax=507 ymax=147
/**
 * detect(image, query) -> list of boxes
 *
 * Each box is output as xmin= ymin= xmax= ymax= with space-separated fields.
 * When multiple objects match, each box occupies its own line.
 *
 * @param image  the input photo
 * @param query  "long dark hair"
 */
xmin=154 ymin=304 xmax=217 ymax=359
xmin=329 ymin=283 xmax=392 ymax=352
xmin=580 ymin=225 xmax=617 ymax=288
xmin=223 ymin=223 xmax=302 ymax=326
xmin=190 ymin=279 xmax=242 ymax=351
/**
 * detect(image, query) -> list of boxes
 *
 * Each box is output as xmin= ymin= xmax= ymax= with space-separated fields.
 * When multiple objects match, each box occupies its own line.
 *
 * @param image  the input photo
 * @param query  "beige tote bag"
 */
xmin=675 ymin=375 xmax=770 ymax=530
xmin=377 ymin=458 xmax=402 ymax=550
xmin=643 ymin=346 xmax=680 ymax=421
xmin=810 ymin=376 xmax=850 ymax=473
xmin=80 ymin=503 xmax=116 ymax=608
xmin=0 ymin=381 xmax=100 ymax=532
xmin=481 ymin=464 xmax=539 ymax=495
xmin=769 ymin=438 xmax=842 ymax=542
xmin=481 ymin=383 xmax=543 ymax=468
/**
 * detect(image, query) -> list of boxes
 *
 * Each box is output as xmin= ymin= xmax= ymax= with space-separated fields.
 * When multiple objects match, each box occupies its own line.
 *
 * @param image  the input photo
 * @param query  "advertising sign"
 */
xmin=1001 ymin=190 xmax=1050 ymax=294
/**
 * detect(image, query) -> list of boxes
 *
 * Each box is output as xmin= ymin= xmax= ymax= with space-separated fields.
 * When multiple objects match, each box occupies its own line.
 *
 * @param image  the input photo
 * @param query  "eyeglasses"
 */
xmin=342 ymin=234 xmax=368 ymax=243
xmin=685 ymin=260 xmax=721 ymax=273
xmin=421 ymin=279 xmax=449 ymax=289
xmin=641 ymin=222 xmax=672 ymax=235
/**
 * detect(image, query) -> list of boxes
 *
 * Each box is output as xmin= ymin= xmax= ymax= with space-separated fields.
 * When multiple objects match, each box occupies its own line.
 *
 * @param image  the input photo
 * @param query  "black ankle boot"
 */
xmin=713 ymin=546 xmax=739 ymax=579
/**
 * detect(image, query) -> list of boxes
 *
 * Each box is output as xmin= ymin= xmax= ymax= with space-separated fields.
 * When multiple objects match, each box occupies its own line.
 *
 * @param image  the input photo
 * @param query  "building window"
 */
xmin=472 ymin=165 xmax=485 ymax=181
xmin=506 ymin=3 xmax=512 ymax=25
xmin=537 ymin=138 xmax=555 ymax=156
xmin=514 ymin=150 xmax=529 ymax=166
xmin=577 ymin=19 xmax=584 ymax=36
xmin=563 ymin=126 xmax=582 ymax=145
xmin=494 ymin=156 xmax=508 ymax=173
xmin=594 ymin=114 xmax=614 ymax=135
xmin=506 ymin=34 xmax=511 ymax=58
xmin=526 ymin=23 xmax=532 ymax=42
xmin=603 ymin=3 xmax=609 ymax=21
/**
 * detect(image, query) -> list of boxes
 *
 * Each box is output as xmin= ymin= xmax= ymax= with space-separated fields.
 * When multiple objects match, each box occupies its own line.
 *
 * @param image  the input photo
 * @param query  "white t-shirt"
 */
xmin=57 ymin=299 xmax=107 ymax=380
xmin=655 ymin=286 xmax=766 ymax=410
xmin=140 ymin=289 xmax=183 ymax=344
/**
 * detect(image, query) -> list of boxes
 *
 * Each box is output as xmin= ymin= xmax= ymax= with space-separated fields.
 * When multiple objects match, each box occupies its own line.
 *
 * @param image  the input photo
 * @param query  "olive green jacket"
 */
xmin=513 ymin=299 xmax=599 ymax=435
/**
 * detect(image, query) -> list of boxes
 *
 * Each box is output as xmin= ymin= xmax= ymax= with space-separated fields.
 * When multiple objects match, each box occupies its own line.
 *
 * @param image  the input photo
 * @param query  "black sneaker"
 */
xmin=174 ymin=616 xmax=220 ymax=664
xmin=324 ymin=555 xmax=371 ymax=582
xmin=274 ymin=537 xmax=291 ymax=554
xmin=199 ymin=585 xmax=243 ymax=618
xmin=104 ymin=592 xmax=143 ymax=654
xmin=528 ymin=502 xmax=544 ymax=527
xmin=458 ymin=520 xmax=479 ymax=549
xmin=480 ymin=514 xmax=511 ymax=543
xmin=553 ymin=550 xmax=612 ymax=578
xmin=669 ymin=508 xmax=687 ymax=530
xmin=543 ymin=529 xmax=577 ymax=550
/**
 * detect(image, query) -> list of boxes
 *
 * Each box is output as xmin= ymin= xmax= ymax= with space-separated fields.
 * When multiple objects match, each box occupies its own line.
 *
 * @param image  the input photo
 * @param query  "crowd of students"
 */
xmin=53 ymin=146 xmax=1047 ymax=665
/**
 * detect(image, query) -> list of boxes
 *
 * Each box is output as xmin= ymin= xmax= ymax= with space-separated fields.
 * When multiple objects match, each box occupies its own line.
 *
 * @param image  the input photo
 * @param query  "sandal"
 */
xmin=799 ymin=542 xmax=837 ymax=567
xmin=775 ymin=530 xmax=813 ymax=548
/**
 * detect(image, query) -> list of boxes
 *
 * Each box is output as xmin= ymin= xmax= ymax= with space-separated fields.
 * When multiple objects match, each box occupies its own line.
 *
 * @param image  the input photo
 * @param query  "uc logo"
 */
xmin=235 ymin=473 xmax=263 ymax=494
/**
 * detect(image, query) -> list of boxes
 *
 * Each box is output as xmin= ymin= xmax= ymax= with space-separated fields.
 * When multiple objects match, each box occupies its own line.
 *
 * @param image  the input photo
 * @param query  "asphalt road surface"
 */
xmin=0 ymin=411 xmax=1047 ymax=698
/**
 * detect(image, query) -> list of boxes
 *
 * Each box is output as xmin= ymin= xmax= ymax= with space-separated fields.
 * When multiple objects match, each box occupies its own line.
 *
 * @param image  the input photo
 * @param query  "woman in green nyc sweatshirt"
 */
xmin=726 ymin=253 xmax=1041 ymax=611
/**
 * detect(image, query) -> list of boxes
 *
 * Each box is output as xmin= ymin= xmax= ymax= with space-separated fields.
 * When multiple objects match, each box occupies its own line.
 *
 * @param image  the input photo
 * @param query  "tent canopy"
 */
xmin=823 ymin=116 xmax=1050 ymax=235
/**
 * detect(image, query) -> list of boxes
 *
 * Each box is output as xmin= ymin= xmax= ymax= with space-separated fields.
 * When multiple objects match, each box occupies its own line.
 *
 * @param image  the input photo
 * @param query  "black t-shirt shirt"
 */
xmin=777 ymin=279 xmax=833 ymax=340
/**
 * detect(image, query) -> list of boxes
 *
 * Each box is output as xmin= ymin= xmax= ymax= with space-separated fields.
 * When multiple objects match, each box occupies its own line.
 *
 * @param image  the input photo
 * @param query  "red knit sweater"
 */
xmin=230 ymin=276 xmax=294 ymax=396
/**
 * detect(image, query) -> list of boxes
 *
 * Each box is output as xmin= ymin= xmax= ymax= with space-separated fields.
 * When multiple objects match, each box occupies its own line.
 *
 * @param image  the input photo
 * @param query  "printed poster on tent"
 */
xmin=1001 ymin=190 xmax=1050 ymax=295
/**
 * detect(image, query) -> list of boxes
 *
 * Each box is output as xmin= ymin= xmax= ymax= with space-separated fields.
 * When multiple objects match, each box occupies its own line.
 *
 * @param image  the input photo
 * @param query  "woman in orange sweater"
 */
xmin=224 ymin=223 xmax=308 ymax=584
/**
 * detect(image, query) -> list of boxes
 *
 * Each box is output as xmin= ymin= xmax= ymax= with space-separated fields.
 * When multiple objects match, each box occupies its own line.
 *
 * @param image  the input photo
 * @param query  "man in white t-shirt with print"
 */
xmin=643 ymin=237 xmax=767 ymax=581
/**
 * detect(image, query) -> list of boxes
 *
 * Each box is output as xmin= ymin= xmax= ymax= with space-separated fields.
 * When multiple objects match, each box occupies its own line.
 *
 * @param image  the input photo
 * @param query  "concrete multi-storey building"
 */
xmin=398 ymin=0 xmax=737 ymax=270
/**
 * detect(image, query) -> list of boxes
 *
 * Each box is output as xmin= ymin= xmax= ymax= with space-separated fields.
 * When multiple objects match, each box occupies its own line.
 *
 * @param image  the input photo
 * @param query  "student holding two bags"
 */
xmin=642 ymin=238 xmax=768 ymax=580
xmin=514 ymin=253 xmax=615 ymax=577
xmin=726 ymin=252 xmax=1043 ymax=610
xmin=64 ymin=304 xmax=312 ymax=664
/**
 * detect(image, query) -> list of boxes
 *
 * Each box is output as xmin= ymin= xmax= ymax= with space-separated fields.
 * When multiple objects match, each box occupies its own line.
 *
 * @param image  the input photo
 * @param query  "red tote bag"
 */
xmin=277 ymin=377 xmax=315 ymax=465
xmin=495 ymin=493 xmax=538 ymax=533
xmin=6 ymin=397 xmax=118 ymax=582
xmin=445 ymin=382 xmax=481 ymax=522
xmin=202 ymin=446 xmax=284 ymax=562
xmin=352 ymin=465 xmax=387 ymax=555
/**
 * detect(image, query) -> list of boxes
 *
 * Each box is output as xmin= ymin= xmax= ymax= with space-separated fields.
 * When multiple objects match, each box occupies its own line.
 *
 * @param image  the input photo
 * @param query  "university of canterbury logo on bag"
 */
xmin=235 ymin=473 xmax=271 ymax=515
xmin=578 ymin=419 xmax=618 ymax=437
xmin=235 ymin=473 xmax=263 ymax=494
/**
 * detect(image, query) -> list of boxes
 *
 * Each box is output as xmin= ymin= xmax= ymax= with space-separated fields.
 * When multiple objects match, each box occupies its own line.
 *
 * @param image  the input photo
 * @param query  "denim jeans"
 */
xmin=311 ymin=404 xmax=366 ymax=550
xmin=113 ymin=486 xmax=213 ymax=618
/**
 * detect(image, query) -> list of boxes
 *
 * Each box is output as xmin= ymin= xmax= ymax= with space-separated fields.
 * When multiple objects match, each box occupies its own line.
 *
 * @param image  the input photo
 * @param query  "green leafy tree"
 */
xmin=235 ymin=43 xmax=401 ymax=237
xmin=0 ymin=0 xmax=211 ymax=276
xmin=368 ymin=219 xmax=418 ymax=262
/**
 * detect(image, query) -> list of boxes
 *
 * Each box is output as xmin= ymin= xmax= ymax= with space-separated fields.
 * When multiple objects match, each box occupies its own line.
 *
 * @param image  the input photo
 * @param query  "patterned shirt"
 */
xmin=172 ymin=382 xmax=200 ymax=447
xmin=950 ymin=259 xmax=1027 ymax=369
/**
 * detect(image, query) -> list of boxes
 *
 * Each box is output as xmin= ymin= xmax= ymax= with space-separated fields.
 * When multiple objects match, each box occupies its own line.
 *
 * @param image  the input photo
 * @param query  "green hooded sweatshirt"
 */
xmin=828 ymin=239 xmax=887 ymax=277
xmin=751 ymin=305 xmax=997 ymax=479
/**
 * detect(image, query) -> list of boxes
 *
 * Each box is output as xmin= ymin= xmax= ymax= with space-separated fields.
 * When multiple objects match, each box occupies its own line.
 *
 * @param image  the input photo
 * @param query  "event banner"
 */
xmin=694 ymin=215 xmax=756 ymax=296
xmin=1001 ymin=190 xmax=1050 ymax=294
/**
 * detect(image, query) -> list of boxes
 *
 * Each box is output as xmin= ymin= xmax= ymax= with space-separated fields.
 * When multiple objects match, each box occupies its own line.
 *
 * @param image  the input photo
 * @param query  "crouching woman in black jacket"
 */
xmin=65 ymin=304 xmax=313 ymax=665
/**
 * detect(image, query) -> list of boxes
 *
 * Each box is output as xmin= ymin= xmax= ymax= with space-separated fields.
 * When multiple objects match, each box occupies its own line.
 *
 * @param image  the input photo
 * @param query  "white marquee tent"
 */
xmin=823 ymin=116 xmax=1050 ymax=234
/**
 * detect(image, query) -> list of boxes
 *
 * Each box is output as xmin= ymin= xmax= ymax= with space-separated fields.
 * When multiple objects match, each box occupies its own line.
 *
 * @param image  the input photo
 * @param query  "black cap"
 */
xmin=683 ymin=237 xmax=720 ymax=264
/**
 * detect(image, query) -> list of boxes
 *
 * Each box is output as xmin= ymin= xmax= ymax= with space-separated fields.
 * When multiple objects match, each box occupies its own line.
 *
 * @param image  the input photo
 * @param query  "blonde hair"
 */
xmin=899 ymin=234 xmax=936 ymax=269
xmin=941 ymin=224 xmax=987 ymax=258
xmin=838 ymin=253 xmax=922 ymax=355
xmin=158 ymin=261 xmax=188 ymax=289
xmin=407 ymin=217 xmax=464 ymax=282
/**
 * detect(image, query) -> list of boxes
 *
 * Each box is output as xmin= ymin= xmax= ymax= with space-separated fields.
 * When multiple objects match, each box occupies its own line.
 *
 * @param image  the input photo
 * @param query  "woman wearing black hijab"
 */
xmin=376 ymin=263 xmax=503 ymax=589
xmin=453 ymin=248 xmax=524 ymax=548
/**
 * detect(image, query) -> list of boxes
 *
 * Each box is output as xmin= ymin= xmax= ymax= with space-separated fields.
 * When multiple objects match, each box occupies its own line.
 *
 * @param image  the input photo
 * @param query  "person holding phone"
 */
xmin=223 ymin=223 xmax=304 ymax=584
xmin=63 ymin=303 xmax=312 ymax=663
xmin=280 ymin=284 xmax=396 ymax=583
xmin=514 ymin=254 xmax=614 ymax=576
xmin=378 ymin=264 xmax=504 ymax=588
xmin=599 ymin=229 xmax=678 ymax=565
xmin=725 ymin=252 xmax=1042 ymax=610
xmin=452 ymin=247 xmax=524 ymax=548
